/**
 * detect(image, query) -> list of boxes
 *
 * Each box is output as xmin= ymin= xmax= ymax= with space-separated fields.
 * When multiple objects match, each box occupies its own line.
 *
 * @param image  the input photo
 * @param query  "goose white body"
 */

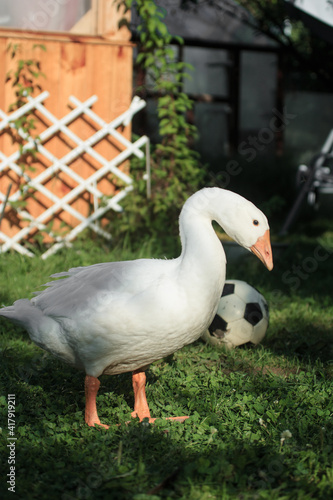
xmin=0 ymin=188 xmax=273 ymax=426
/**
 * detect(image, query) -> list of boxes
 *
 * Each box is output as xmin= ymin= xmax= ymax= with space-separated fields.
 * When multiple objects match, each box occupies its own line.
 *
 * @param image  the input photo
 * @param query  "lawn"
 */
xmin=0 ymin=223 xmax=332 ymax=500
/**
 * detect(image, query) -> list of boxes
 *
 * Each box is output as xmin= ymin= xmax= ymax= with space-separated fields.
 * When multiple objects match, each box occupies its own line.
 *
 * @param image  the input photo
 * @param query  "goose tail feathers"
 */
xmin=0 ymin=299 xmax=41 ymax=328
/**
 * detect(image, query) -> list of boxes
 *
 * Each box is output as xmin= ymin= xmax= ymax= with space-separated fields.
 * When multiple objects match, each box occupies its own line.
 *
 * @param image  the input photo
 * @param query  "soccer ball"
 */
xmin=201 ymin=280 xmax=269 ymax=348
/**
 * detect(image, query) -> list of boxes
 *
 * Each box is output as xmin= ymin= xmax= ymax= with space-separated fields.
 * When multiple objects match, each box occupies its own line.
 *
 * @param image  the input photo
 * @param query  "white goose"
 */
xmin=0 ymin=188 xmax=273 ymax=428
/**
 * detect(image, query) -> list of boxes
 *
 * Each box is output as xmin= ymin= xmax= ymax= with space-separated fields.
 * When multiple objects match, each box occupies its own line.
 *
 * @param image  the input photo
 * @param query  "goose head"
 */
xmin=185 ymin=188 xmax=273 ymax=271
xmin=214 ymin=191 xmax=273 ymax=271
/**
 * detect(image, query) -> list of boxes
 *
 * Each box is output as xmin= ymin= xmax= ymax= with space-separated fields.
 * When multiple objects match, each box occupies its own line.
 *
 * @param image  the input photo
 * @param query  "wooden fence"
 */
xmin=0 ymin=2 xmax=136 ymax=253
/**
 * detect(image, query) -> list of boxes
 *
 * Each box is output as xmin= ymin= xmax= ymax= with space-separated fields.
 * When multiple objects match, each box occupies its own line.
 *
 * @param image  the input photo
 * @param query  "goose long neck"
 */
xmin=178 ymin=191 xmax=226 ymax=281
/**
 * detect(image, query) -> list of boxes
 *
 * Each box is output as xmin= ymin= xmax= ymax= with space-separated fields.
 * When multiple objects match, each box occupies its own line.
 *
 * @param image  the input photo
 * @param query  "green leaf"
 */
xmin=9 ymin=200 xmax=28 ymax=210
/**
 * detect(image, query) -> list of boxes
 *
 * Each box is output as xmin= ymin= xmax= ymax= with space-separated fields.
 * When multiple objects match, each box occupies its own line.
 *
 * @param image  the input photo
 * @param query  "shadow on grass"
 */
xmin=12 ymin=426 xmax=293 ymax=500
xmin=264 ymin=323 xmax=333 ymax=365
xmin=5 ymin=399 xmax=333 ymax=500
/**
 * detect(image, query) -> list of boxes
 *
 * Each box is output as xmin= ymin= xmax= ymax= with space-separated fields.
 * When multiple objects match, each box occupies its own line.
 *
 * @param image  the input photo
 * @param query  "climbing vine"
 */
xmin=5 ymin=43 xmax=46 ymax=212
xmin=113 ymin=0 xmax=204 ymax=249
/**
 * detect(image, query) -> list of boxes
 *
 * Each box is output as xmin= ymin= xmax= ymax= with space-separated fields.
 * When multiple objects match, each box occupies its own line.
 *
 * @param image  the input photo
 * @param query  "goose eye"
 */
xmin=253 ymin=220 xmax=259 ymax=226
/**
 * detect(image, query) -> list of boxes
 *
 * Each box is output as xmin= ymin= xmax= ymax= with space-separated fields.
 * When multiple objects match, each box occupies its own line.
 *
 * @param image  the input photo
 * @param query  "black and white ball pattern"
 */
xmin=202 ymin=280 xmax=269 ymax=348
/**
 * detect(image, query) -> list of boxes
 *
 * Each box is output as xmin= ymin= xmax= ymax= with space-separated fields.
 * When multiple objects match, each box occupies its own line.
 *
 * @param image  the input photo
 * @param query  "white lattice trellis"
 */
xmin=0 ymin=93 xmax=149 ymax=259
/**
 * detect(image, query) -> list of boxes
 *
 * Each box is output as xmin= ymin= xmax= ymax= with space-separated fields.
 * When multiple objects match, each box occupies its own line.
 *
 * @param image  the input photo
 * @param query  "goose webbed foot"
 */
xmin=131 ymin=369 xmax=189 ymax=424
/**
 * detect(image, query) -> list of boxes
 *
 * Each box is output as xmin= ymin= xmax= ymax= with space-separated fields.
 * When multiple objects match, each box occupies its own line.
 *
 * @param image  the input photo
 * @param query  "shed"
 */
xmin=131 ymin=0 xmax=282 ymax=170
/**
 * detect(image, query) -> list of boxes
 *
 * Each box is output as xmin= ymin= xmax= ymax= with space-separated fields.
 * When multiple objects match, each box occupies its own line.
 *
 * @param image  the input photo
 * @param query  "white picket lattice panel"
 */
xmin=0 ymin=93 xmax=149 ymax=259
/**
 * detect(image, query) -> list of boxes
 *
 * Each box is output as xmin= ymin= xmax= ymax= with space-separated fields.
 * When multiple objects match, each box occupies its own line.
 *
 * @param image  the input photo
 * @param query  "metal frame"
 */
xmin=280 ymin=128 xmax=333 ymax=235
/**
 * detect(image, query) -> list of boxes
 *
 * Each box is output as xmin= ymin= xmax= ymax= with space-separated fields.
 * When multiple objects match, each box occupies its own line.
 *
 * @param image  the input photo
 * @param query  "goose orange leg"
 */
xmin=131 ymin=369 xmax=189 ymax=423
xmin=131 ymin=370 xmax=154 ymax=422
xmin=85 ymin=375 xmax=109 ymax=429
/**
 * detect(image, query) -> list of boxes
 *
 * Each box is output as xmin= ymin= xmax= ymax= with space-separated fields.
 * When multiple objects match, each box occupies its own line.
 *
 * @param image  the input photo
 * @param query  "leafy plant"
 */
xmin=112 ymin=0 xmax=204 ymax=248
xmin=6 ymin=43 xmax=46 ymax=159
xmin=4 ymin=43 xmax=46 ymax=211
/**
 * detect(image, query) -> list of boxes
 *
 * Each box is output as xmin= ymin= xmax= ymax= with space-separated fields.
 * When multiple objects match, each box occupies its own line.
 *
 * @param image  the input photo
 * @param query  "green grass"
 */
xmin=0 ymin=227 xmax=332 ymax=500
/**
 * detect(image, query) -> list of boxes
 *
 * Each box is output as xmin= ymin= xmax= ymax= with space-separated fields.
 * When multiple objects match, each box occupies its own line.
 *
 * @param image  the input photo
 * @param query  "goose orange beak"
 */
xmin=251 ymin=229 xmax=273 ymax=270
